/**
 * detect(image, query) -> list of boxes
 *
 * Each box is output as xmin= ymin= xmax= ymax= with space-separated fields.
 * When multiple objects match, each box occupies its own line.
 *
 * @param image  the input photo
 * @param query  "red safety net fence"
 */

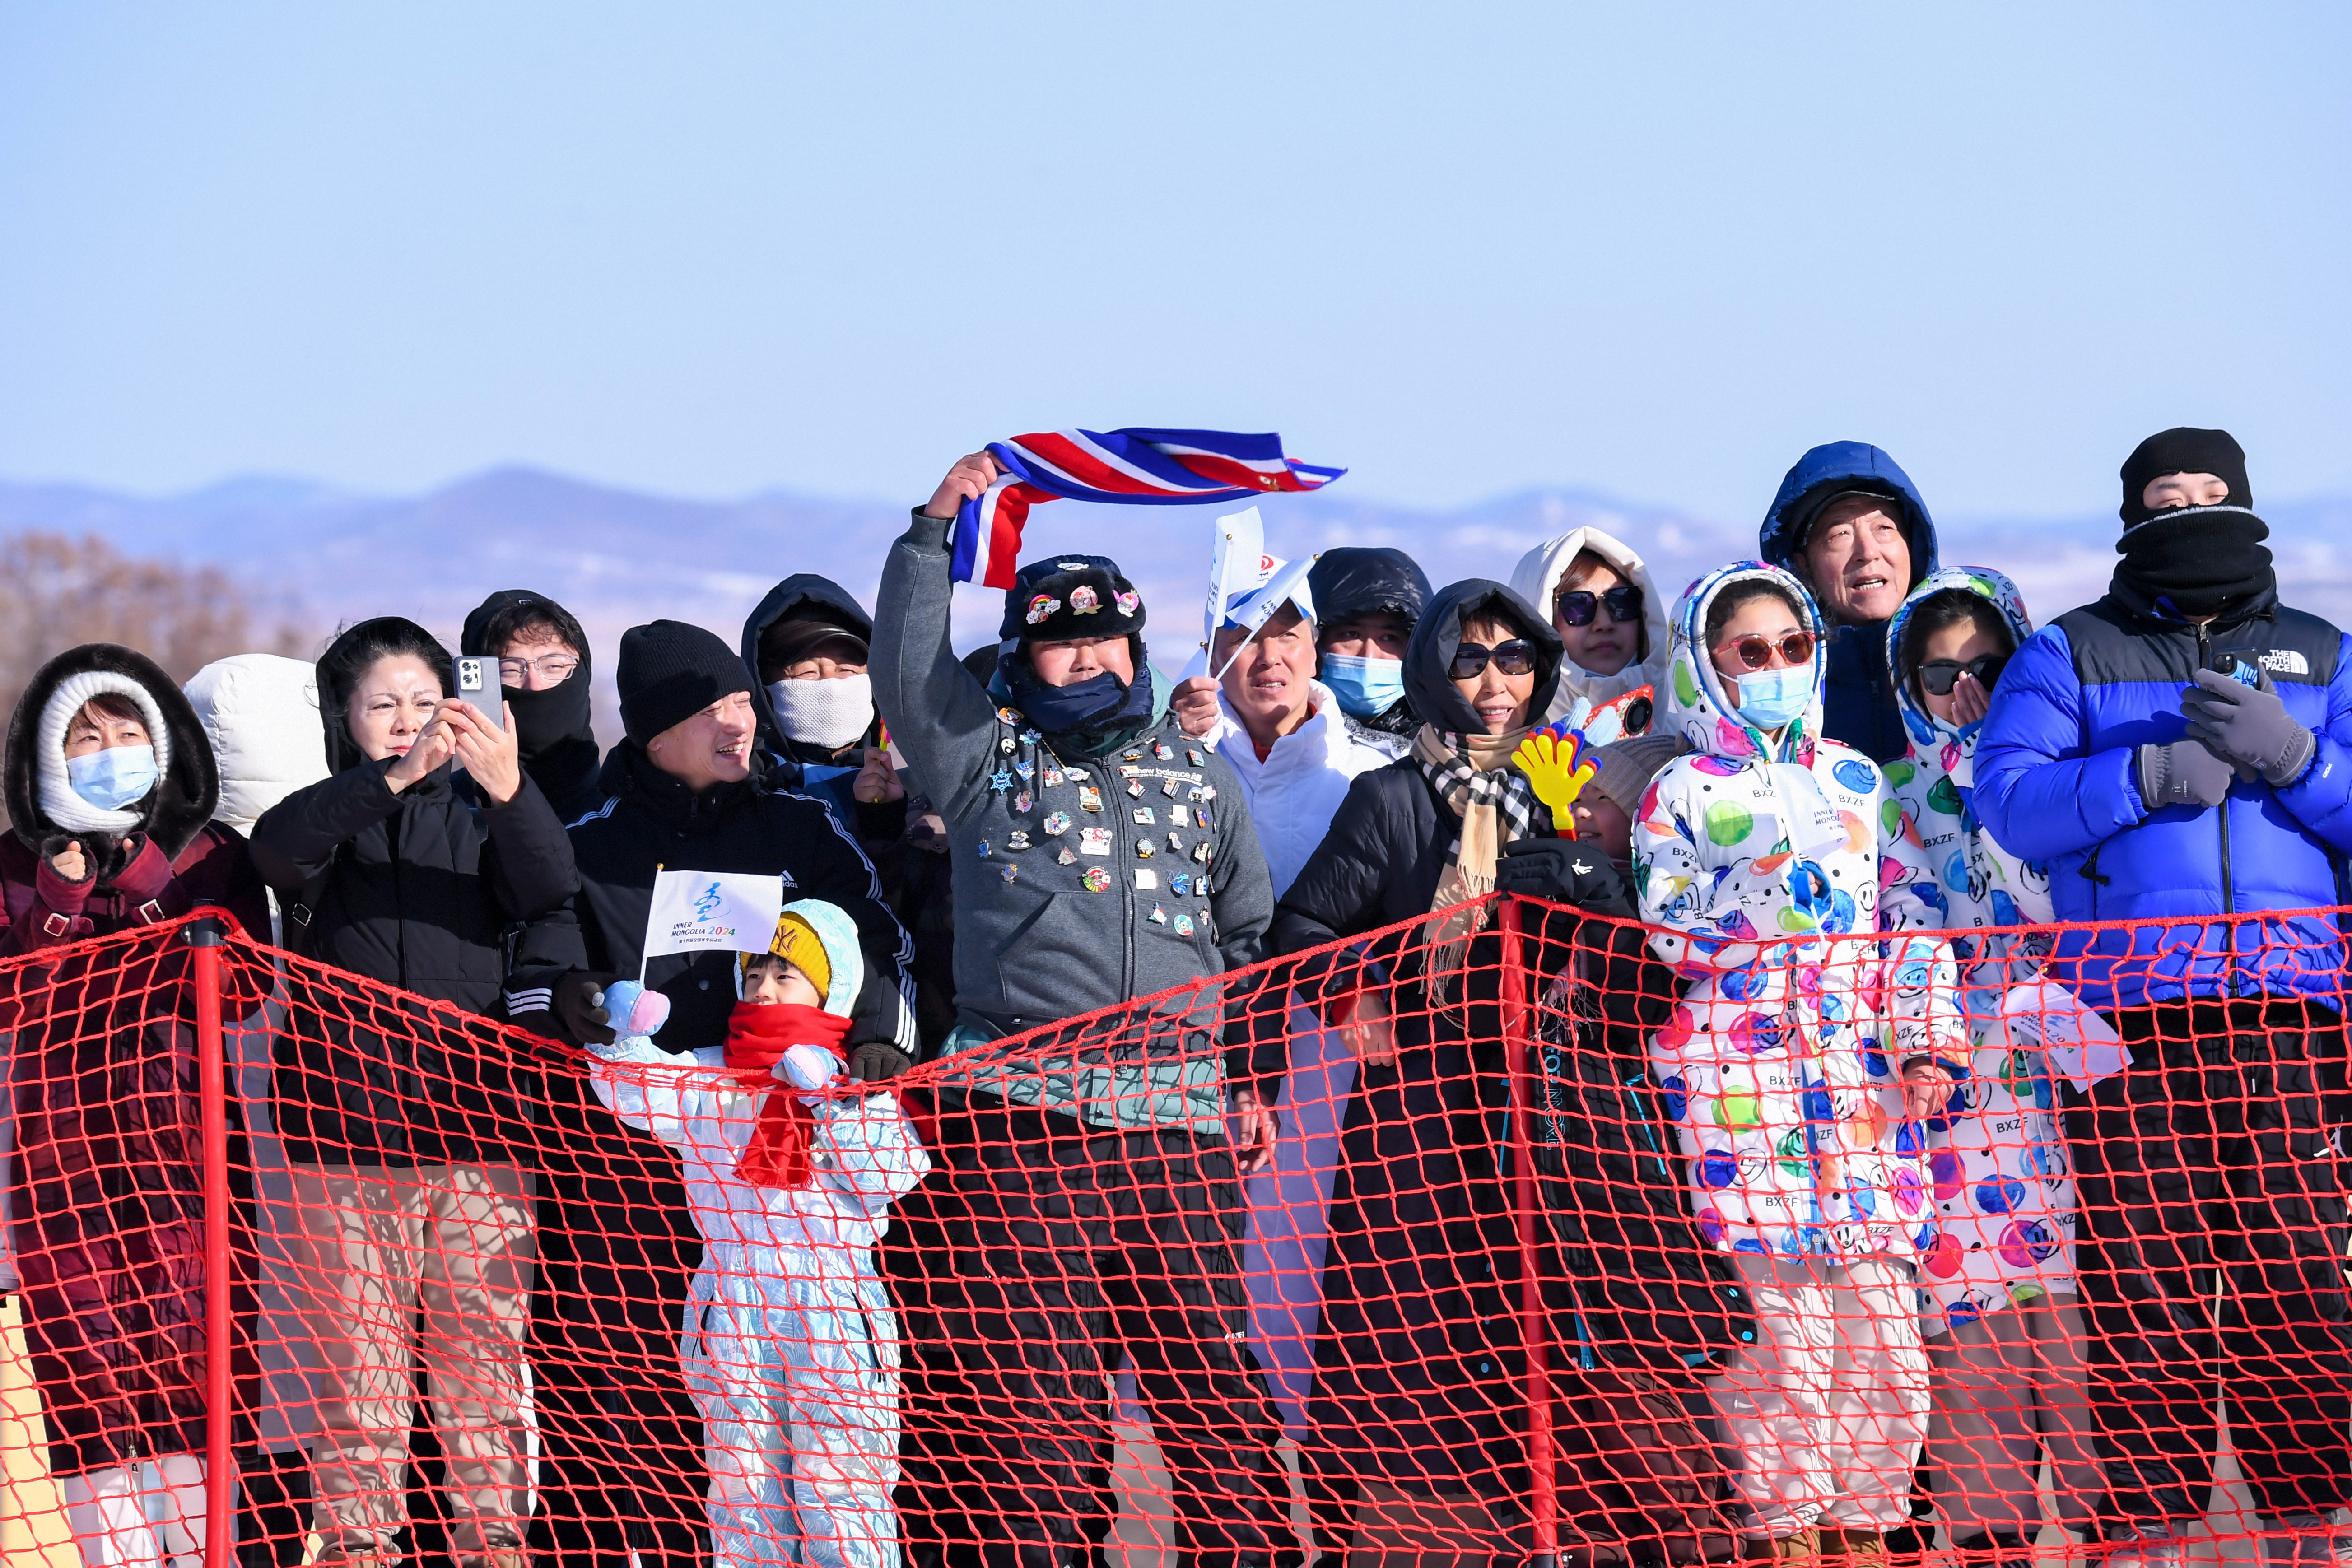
xmin=0 ymin=897 xmax=2348 ymax=1568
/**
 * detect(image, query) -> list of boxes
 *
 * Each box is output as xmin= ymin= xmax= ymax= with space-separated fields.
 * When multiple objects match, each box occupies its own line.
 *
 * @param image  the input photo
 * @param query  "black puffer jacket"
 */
xmin=250 ymin=619 xmax=579 ymax=1166
xmin=508 ymin=740 xmax=917 ymax=1059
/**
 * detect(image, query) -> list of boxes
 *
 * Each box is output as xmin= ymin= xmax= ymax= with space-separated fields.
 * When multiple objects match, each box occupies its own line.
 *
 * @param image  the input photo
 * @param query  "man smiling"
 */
xmin=509 ymin=618 xmax=916 ymax=1565
xmin=1758 ymin=440 xmax=1942 ymax=761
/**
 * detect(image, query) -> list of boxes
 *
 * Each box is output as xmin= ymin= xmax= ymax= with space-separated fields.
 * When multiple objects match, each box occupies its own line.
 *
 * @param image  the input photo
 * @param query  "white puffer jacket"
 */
xmin=1198 ymin=680 xmax=1396 ymax=896
xmin=182 ymin=654 xmax=329 ymax=836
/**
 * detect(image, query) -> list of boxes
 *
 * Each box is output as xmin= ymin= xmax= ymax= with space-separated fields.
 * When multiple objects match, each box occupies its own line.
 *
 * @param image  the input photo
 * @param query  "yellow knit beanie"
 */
xmin=740 ymin=909 xmax=831 ymax=1000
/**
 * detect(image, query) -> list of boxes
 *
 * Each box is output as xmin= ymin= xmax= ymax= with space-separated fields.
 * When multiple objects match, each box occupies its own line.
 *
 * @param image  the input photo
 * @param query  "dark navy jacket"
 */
xmin=739 ymin=572 xmax=889 ymax=834
xmin=1974 ymin=581 xmax=2352 ymax=1014
xmin=1758 ymin=442 xmax=1940 ymax=764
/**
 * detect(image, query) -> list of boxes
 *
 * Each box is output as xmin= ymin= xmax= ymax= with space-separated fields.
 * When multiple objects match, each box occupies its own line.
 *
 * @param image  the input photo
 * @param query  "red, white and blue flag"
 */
xmin=950 ymin=427 xmax=1344 ymax=589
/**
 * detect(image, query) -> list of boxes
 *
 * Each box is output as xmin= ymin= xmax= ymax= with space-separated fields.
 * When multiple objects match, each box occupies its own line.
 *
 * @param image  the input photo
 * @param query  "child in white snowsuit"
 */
xmin=587 ymin=899 xmax=930 ymax=1568
xmin=1634 ymin=562 xmax=1967 ymax=1567
xmin=1880 ymin=568 xmax=2103 ymax=1556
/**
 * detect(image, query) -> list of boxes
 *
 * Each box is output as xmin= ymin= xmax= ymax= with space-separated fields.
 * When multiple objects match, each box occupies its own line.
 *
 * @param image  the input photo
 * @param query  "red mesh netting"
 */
xmin=0 ymin=897 xmax=2346 ymax=1566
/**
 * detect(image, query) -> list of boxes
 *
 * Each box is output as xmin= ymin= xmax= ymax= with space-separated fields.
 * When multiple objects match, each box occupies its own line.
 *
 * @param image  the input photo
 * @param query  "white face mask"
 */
xmin=768 ymin=672 xmax=874 ymax=751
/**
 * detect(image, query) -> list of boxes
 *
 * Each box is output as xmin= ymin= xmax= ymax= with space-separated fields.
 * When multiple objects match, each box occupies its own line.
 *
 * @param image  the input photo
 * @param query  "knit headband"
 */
xmin=36 ymin=670 xmax=174 ymax=837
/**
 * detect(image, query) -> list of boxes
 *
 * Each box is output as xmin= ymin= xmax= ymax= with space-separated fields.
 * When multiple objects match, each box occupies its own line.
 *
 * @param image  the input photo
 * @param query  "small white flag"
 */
xmin=643 ymin=870 xmax=786 ymax=959
xmin=2002 ymin=978 xmax=2131 ymax=1092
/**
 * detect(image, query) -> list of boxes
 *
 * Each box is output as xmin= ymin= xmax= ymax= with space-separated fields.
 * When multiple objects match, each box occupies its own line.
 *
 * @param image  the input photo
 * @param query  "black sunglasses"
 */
xmin=1555 ymin=585 xmax=1643 ymax=628
xmin=1449 ymin=639 xmax=1538 ymax=680
xmin=1918 ymin=654 xmax=2007 ymax=697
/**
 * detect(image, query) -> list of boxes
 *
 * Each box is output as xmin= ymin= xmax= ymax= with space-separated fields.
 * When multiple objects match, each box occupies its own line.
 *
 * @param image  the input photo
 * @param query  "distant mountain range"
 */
xmin=7 ymin=465 xmax=2351 ymax=712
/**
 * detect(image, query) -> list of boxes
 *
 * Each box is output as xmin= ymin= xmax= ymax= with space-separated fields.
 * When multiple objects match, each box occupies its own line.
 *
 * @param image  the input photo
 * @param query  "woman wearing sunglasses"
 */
xmin=1635 ymin=561 xmax=1969 ymax=1568
xmin=1270 ymin=579 xmax=1733 ymax=1563
xmin=1508 ymin=526 xmax=1672 ymax=744
xmin=1880 ymin=568 xmax=2100 ymax=1561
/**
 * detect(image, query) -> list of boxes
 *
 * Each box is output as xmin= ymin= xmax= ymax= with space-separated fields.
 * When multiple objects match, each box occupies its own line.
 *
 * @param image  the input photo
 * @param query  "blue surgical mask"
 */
xmin=1320 ymin=654 xmax=1406 ymax=718
xmin=67 ymin=744 xmax=160 ymax=810
xmin=1733 ymin=666 xmax=1812 ymax=730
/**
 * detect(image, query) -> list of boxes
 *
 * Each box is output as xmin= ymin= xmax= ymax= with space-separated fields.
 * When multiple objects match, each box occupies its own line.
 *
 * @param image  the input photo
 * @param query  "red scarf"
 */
xmin=723 ymin=1001 xmax=851 ymax=1190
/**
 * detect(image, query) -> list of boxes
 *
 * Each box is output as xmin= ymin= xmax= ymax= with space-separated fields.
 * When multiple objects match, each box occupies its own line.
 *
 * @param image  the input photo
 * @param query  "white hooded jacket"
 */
xmin=588 ymin=900 xmax=929 ymax=1276
xmin=1506 ymin=526 xmax=1673 ymax=734
xmin=1198 ymin=679 xmax=1394 ymax=897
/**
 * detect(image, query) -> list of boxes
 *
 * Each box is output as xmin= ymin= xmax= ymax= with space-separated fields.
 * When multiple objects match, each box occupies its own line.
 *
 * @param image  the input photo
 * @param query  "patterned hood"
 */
xmin=1882 ymin=567 xmax=2049 ymax=935
xmin=1886 ymin=566 xmax=2035 ymax=789
xmin=1660 ymin=560 xmax=1828 ymax=767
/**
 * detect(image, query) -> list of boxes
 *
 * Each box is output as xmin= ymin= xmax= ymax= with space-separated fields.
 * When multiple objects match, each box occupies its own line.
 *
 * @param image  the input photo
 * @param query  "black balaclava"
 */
xmin=461 ymin=589 xmax=599 ymax=795
xmin=2113 ymin=427 xmax=2272 ymax=619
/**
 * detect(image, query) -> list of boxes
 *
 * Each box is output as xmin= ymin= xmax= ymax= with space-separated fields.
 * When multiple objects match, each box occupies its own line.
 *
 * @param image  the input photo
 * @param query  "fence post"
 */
xmin=183 ymin=917 xmax=235 ymax=1566
xmin=1497 ymin=895 xmax=1558 ymax=1565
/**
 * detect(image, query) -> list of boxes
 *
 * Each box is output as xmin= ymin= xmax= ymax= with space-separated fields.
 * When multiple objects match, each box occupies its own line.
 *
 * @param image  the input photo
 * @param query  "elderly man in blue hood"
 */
xmin=1758 ymin=441 xmax=1941 ymax=762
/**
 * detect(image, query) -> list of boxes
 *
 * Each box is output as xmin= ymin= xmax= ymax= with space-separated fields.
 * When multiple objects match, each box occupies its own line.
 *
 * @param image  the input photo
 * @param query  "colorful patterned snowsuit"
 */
xmin=1634 ymin=561 xmax=1964 ymax=1538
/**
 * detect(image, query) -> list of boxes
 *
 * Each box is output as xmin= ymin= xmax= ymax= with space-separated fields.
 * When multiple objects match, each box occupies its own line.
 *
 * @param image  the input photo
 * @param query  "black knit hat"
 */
xmin=618 ymin=620 xmax=753 ymax=745
xmin=997 ymin=554 xmax=1147 ymax=643
xmin=2119 ymin=427 xmax=2250 ymax=527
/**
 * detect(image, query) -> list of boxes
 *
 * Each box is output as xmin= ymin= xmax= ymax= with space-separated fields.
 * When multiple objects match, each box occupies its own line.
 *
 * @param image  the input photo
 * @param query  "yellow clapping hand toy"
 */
xmin=1511 ymin=724 xmax=1597 ymax=818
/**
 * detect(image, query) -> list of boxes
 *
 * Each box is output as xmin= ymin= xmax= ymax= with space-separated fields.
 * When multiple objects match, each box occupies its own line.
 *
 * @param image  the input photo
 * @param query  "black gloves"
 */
xmin=1495 ymin=837 xmax=1631 ymax=915
xmin=555 ymin=971 xmax=620 ymax=1045
xmin=2137 ymin=740 xmax=2236 ymax=810
xmin=846 ymin=1040 xmax=915 ymax=1084
xmin=2181 ymin=667 xmax=2316 ymax=786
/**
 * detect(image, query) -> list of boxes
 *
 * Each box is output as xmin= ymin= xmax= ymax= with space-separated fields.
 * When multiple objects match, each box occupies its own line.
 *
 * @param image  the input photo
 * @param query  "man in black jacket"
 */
xmin=508 ymin=619 xmax=917 ymax=1566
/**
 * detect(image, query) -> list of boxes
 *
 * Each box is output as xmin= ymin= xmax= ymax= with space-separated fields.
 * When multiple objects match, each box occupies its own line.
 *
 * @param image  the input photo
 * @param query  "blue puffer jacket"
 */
xmin=1758 ymin=442 xmax=1942 ymax=765
xmin=1974 ymin=578 xmax=2352 ymax=1014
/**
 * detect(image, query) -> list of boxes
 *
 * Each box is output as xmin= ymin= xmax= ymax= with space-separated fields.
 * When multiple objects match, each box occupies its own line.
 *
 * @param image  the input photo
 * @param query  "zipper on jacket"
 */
xmin=387 ymin=806 xmax=409 ymax=988
xmin=2195 ymin=623 xmax=2242 ymax=997
xmin=1081 ymin=752 xmax=1137 ymax=1005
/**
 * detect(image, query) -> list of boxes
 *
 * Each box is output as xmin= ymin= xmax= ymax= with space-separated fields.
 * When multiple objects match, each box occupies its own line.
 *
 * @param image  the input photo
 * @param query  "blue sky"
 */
xmin=1 ymin=3 xmax=2346 ymax=522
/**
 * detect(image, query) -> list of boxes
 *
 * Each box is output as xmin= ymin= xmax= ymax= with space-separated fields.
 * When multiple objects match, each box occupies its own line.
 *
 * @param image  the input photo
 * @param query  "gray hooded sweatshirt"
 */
xmin=871 ymin=510 xmax=1274 ymax=1136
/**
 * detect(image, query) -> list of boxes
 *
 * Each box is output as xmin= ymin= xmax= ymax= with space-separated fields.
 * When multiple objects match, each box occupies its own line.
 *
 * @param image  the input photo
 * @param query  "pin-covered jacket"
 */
xmin=871 ymin=510 xmax=1275 ymax=1137
xmin=1635 ymin=561 xmax=1964 ymax=1261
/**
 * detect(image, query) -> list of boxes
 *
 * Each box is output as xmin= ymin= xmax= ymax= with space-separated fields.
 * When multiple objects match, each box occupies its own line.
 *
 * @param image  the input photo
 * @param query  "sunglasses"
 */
xmin=1918 ymin=654 xmax=2007 ymax=696
xmin=1448 ymin=639 xmax=1538 ymax=680
xmin=1555 ymin=585 xmax=1643 ymax=627
xmin=1712 ymin=630 xmax=1817 ymax=671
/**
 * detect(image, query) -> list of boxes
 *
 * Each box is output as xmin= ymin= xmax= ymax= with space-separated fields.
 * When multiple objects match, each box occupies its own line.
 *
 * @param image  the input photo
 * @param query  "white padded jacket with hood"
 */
xmin=1507 ymin=525 xmax=1673 ymax=736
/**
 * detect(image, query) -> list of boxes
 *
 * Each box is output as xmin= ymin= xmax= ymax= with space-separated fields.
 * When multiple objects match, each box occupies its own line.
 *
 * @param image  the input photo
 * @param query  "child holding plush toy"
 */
xmin=584 ymin=899 xmax=929 ymax=1568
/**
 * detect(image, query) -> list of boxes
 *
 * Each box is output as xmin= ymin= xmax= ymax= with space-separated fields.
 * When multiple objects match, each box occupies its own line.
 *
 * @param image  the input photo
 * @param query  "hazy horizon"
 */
xmin=5 ymin=4 xmax=2347 ymax=525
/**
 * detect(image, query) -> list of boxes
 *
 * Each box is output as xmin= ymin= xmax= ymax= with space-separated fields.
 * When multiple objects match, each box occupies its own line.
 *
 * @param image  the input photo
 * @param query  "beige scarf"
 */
xmin=1412 ymin=723 xmax=1539 ymax=999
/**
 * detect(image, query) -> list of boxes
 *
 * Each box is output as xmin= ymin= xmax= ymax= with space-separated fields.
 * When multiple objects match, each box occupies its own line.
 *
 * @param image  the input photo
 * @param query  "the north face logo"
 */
xmin=2260 ymin=649 xmax=2311 ymax=677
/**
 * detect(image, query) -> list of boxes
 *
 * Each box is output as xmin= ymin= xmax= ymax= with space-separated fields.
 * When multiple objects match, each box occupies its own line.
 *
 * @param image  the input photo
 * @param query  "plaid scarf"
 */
xmin=1412 ymin=723 xmax=1541 ymax=1000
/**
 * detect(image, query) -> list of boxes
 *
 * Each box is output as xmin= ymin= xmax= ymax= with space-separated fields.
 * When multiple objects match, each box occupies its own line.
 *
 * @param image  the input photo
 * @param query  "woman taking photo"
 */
xmin=1 ymin=642 xmax=269 ymax=1568
xmin=1270 ymin=580 xmax=1723 ymax=1567
xmin=251 ymin=616 xmax=576 ymax=1568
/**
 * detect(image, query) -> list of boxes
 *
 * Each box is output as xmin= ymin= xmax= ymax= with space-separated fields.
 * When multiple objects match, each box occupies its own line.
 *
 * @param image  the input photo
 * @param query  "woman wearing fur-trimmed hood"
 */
xmin=0 ymin=641 xmax=269 ymax=1563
